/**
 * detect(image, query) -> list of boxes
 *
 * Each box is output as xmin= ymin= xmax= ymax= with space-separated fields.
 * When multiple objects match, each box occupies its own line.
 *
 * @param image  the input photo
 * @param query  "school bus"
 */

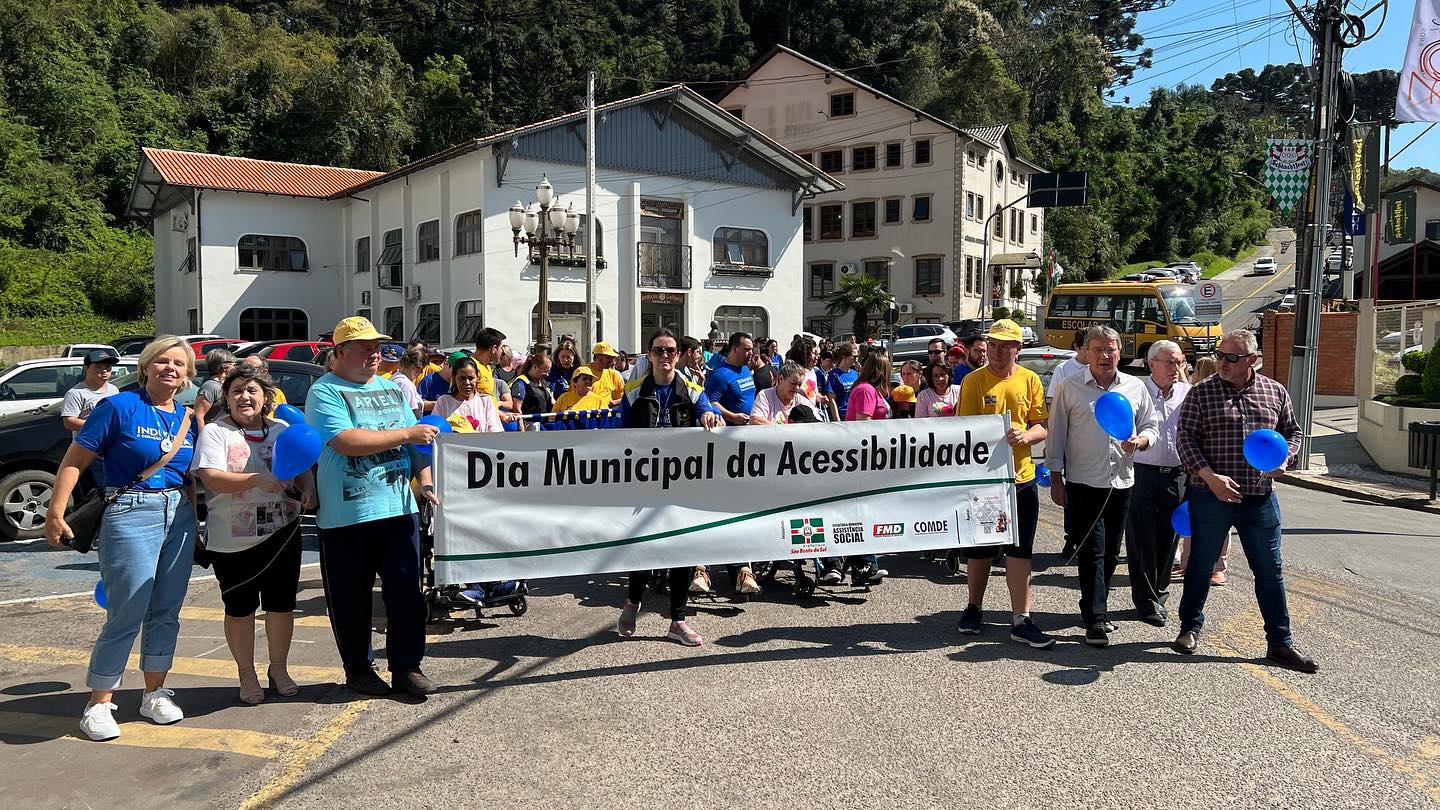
xmin=1040 ymin=281 xmax=1221 ymax=362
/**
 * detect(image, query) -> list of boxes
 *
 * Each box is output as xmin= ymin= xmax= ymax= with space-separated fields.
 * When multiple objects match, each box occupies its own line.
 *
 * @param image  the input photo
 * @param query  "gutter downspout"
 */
xmin=194 ymin=189 xmax=204 ymax=333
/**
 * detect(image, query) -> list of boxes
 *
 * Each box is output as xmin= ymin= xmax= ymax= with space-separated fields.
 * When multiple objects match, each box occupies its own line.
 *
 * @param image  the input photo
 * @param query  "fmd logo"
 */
xmin=873 ymin=523 xmax=904 ymax=538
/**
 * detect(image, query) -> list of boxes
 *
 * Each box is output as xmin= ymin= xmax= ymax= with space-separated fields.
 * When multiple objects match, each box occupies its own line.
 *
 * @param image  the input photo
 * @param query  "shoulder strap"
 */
xmin=137 ymin=407 xmax=192 ymax=483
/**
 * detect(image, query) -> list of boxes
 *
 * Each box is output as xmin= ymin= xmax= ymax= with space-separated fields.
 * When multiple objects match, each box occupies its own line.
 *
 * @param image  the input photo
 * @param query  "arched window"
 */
xmin=713 ymin=227 xmax=769 ymax=267
xmin=995 ymin=161 xmax=1005 ymax=185
xmin=239 ymin=308 xmax=308 ymax=341
xmin=238 ymin=235 xmax=308 ymax=272
xmin=713 ymin=306 xmax=768 ymax=340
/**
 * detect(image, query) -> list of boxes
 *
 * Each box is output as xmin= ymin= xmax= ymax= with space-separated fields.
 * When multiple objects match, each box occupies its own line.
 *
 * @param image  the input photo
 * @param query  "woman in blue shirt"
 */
xmin=46 ymin=336 xmax=199 ymax=742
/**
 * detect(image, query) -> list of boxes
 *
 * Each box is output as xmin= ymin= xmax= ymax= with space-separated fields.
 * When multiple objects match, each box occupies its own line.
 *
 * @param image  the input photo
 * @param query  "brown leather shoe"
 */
xmin=1266 ymin=644 xmax=1319 ymax=674
xmin=1172 ymin=630 xmax=1199 ymax=655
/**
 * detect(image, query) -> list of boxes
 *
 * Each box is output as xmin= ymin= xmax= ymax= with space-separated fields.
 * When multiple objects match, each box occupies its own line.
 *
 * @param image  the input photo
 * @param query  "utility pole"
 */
xmin=583 ymin=71 xmax=597 ymax=351
xmin=1285 ymin=0 xmax=1344 ymax=471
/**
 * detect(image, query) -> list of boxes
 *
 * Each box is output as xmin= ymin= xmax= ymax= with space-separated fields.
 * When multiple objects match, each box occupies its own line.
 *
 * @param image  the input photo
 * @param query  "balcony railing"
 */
xmin=637 ymin=242 xmax=691 ymax=289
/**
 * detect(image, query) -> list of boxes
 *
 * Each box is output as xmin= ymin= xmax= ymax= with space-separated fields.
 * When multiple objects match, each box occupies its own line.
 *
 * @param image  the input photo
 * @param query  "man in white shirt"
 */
xmin=60 ymin=348 xmax=121 ymax=436
xmin=1046 ymin=325 xmax=1159 ymax=647
xmin=1128 ymin=340 xmax=1192 ymax=627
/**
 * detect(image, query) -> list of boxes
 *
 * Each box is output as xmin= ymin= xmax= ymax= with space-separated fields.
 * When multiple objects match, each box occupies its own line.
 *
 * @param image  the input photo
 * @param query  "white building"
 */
xmin=127 ymin=86 xmax=842 ymax=351
xmin=719 ymin=46 xmax=1048 ymax=335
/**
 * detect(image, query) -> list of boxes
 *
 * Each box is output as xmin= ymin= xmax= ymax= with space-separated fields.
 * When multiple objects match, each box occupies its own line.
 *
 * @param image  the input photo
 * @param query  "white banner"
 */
xmin=1397 ymin=0 xmax=1440 ymax=122
xmin=433 ymin=417 xmax=1017 ymax=584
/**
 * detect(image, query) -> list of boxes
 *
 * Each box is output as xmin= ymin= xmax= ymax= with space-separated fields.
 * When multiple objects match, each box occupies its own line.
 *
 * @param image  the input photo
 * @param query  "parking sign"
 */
xmin=1195 ymin=281 xmax=1223 ymax=323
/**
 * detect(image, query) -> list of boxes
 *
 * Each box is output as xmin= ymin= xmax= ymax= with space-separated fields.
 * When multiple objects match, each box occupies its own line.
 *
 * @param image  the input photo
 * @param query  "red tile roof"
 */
xmin=142 ymin=147 xmax=383 ymax=198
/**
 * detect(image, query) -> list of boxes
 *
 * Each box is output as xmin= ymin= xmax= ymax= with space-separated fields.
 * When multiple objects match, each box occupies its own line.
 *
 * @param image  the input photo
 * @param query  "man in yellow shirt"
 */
xmin=554 ymin=367 xmax=607 ymax=412
xmin=472 ymin=327 xmax=507 ymax=400
xmin=955 ymin=319 xmax=1054 ymax=649
xmin=588 ymin=342 xmax=626 ymax=407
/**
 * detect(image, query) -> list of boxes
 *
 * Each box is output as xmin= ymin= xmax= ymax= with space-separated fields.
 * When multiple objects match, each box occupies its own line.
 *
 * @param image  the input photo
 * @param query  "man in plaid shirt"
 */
xmin=1172 ymin=329 xmax=1317 ymax=673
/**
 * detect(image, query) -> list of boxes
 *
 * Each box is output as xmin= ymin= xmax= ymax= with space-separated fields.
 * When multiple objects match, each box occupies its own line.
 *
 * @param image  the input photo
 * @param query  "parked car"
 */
xmin=0 ymin=359 xmax=325 ymax=542
xmin=1020 ymin=325 xmax=1040 ymax=346
xmin=189 ymin=338 xmax=244 ymax=359
xmin=108 ymin=334 xmax=154 ymax=356
xmin=234 ymin=340 xmax=333 ymax=363
xmin=945 ymin=318 xmax=993 ymax=339
xmin=1254 ymin=256 xmax=1278 ymax=276
xmin=0 ymin=356 xmax=140 ymax=419
xmin=1017 ymin=346 xmax=1076 ymax=401
xmin=889 ymin=323 xmax=958 ymax=362
xmin=1278 ymin=287 xmax=1296 ymax=309
xmin=58 ymin=344 xmax=116 ymax=358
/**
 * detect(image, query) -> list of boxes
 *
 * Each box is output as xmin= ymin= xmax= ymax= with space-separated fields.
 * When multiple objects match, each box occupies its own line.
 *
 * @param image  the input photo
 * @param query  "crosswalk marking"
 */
xmin=0 ymin=643 xmax=345 ymax=683
xmin=0 ymin=710 xmax=298 ymax=759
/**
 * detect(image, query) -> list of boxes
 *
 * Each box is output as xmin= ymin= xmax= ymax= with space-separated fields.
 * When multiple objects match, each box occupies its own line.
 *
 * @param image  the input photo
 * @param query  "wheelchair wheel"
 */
xmin=794 ymin=575 xmax=815 ymax=598
xmin=424 ymin=591 xmax=444 ymax=624
xmin=509 ymin=596 xmax=528 ymax=616
xmin=945 ymin=550 xmax=962 ymax=576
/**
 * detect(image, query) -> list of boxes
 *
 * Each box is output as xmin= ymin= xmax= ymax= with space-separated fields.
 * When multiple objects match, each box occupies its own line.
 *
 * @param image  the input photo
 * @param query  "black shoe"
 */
xmin=1059 ymin=545 xmax=1078 ymax=562
xmin=345 ymin=667 xmax=391 ymax=696
xmin=1172 ymin=630 xmax=1199 ymax=655
xmin=1141 ymin=612 xmax=1168 ymax=628
xmin=1266 ymin=644 xmax=1319 ymax=674
xmin=957 ymin=604 xmax=983 ymax=635
xmin=1009 ymin=617 xmax=1056 ymax=649
xmin=819 ymin=568 xmax=843 ymax=585
xmin=1085 ymin=623 xmax=1111 ymax=647
xmin=392 ymin=669 xmax=438 ymax=696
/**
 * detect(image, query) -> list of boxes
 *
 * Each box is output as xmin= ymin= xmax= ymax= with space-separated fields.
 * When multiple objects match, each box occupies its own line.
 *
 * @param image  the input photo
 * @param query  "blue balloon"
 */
xmin=1243 ymin=428 xmax=1289 ymax=473
xmin=274 ymin=403 xmax=305 ymax=426
xmin=94 ymin=579 xmax=107 ymax=609
xmin=1092 ymin=391 xmax=1135 ymax=441
xmin=413 ymin=414 xmax=453 ymax=455
xmin=1034 ymin=463 xmax=1051 ymax=487
xmin=272 ymin=423 xmax=324 ymax=480
xmin=1171 ymin=502 xmax=1191 ymax=537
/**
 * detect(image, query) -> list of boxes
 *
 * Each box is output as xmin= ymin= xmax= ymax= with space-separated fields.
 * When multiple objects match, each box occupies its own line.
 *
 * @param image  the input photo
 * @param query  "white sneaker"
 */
xmin=79 ymin=701 xmax=120 ymax=741
xmin=139 ymin=687 xmax=184 ymax=725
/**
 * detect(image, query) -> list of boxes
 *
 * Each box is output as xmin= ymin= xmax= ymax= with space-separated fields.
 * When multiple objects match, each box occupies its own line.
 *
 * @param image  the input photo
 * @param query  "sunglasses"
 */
xmin=928 ymin=349 xmax=944 ymax=355
xmin=1216 ymin=351 xmax=1254 ymax=363
xmin=650 ymin=346 xmax=679 ymax=356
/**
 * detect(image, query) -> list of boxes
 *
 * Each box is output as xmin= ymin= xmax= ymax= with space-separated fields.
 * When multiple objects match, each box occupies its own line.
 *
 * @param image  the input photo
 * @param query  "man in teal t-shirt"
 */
xmin=306 ymin=316 xmax=441 ymax=699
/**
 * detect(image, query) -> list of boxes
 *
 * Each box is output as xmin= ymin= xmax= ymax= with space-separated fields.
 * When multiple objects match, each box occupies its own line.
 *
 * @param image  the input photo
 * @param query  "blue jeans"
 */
xmin=87 ymin=489 xmax=197 ymax=690
xmin=1178 ymin=488 xmax=1293 ymax=647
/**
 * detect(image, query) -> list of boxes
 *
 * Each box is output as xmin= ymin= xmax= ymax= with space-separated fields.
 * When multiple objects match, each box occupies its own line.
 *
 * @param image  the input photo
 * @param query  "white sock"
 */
xmin=1013 ymin=613 xmax=1029 ymax=626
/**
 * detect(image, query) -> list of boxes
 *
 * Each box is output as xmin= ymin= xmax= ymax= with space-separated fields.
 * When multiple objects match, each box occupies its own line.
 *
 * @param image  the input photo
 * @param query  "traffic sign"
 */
xmin=1195 ymin=281 xmax=1223 ymax=323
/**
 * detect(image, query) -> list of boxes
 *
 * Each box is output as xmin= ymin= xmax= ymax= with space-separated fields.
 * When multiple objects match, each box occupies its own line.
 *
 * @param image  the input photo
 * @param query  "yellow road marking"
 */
xmin=0 ymin=643 xmax=345 ymax=683
xmin=0 ymin=710 xmax=297 ymax=759
xmin=238 ymin=699 xmax=373 ymax=810
xmin=1220 ymin=258 xmax=1295 ymax=320
xmin=179 ymin=606 xmax=333 ymax=629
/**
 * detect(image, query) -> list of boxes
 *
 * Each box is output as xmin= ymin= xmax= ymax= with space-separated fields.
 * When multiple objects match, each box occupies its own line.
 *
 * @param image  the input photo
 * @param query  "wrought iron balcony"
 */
xmin=637 ymin=242 xmax=691 ymax=289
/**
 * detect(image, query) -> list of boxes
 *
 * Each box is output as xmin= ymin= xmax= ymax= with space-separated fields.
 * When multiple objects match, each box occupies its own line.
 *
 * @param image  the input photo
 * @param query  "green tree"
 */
xmin=825 ymin=274 xmax=893 ymax=341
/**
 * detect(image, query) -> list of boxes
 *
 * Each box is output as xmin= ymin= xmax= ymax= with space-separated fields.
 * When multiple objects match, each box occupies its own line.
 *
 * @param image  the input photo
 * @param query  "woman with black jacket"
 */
xmin=511 ymin=351 xmax=556 ymax=419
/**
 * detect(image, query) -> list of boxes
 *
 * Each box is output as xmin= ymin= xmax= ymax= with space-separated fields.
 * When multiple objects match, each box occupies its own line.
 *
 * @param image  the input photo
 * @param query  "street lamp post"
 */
xmin=509 ymin=175 xmax=580 ymax=348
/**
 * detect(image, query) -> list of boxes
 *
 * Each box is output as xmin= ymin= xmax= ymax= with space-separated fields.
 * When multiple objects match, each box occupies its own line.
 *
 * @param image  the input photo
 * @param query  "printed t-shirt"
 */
xmin=751 ymin=388 xmax=814 ymax=423
xmin=75 ymin=390 xmax=195 ymax=489
xmin=704 ymin=361 xmax=756 ymax=417
xmin=61 ymin=383 xmax=118 ymax=436
xmin=827 ymin=367 xmax=859 ymax=417
xmin=191 ymin=417 xmax=302 ymax=553
xmin=306 ymin=373 xmax=420 ymax=530
xmin=957 ymin=365 xmax=1047 ymax=485
xmin=434 ymin=394 xmax=503 ymax=432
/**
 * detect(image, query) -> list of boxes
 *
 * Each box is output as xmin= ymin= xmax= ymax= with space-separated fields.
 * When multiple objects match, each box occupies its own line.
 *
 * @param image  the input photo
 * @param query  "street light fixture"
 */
xmin=510 ymin=175 xmax=578 ymax=347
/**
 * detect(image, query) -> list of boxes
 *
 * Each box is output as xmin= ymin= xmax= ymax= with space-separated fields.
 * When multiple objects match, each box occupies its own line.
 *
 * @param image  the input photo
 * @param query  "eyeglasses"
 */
xmin=650 ymin=346 xmax=679 ymax=357
xmin=928 ymin=349 xmax=945 ymax=355
xmin=1216 ymin=351 xmax=1254 ymax=363
xmin=1089 ymin=347 xmax=1118 ymax=356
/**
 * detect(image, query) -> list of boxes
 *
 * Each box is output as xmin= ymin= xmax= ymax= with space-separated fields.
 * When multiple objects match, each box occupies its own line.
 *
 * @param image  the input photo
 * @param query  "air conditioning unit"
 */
xmin=360 ymin=290 xmax=371 ymax=305
xmin=170 ymin=213 xmax=189 ymax=232
xmin=403 ymin=284 xmax=422 ymax=301
xmin=840 ymin=262 xmax=858 ymax=276
xmin=898 ymin=303 xmax=915 ymax=315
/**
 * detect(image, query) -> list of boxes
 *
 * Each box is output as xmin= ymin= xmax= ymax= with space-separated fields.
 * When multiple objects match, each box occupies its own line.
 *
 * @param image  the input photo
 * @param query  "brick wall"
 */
xmin=1260 ymin=310 xmax=1356 ymax=396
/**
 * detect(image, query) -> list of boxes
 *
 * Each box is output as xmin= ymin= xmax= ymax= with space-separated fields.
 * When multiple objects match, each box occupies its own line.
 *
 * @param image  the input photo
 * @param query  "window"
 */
xmin=965 ymin=192 xmax=975 ymax=219
xmin=883 ymin=198 xmax=902 ymax=225
xmin=455 ymin=300 xmax=484 ymax=344
xmin=181 ymin=237 xmax=195 ymax=273
xmin=187 ymin=308 xmax=198 ymax=333
xmin=1012 ymin=170 xmax=1021 ymax=185
xmin=966 ymin=150 xmax=975 ymax=166
xmin=994 ymin=205 xmax=1004 ymax=237
xmin=4 ymin=365 xmax=86 ymax=400
xmin=863 ymin=259 xmax=889 ymax=289
xmin=724 ymin=107 xmax=744 ymax=121
xmin=238 ymin=235 xmax=308 ymax=272
xmin=976 ymin=194 xmax=985 ymax=218
xmin=713 ymin=227 xmax=769 ymax=267
xmin=283 ymin=344 xmax=317 ymax=362
xmin=570 ymin=214 xmax=604 ymax=258
xmin=798 ymin=152 xmax=813 ymax=165
xmin=914 ymin=257 xmax=942 ymax=296
xmin=851 ymin=145 xmax=877 ymax=171
xmin=829 ymin=92 xmax=855 ymax=118
xmin=1427 ymin=219 xmax=1440 ymax=240
xmin=810 ymin=262 xmax=835 ymax=298
xmin=884 ymin=142 xmax=902 ymax=168
xmin=355 ymin=236 xmax=370 ymax=273
xmin=803 ymin=207 xmax=813 ymax=242
xmin=819 ymin=150 xmax=844 ymax=173
xmin=356 ymin=308 xmax=371 ymax=321
xmin=378 ymin=228 xmax=402 ymax=287
xmin=1009 ymin=210 xmax=1018 ymax=242
xmin=914 ymin=139 xmax=932 ymax=165
xmin=976 ymin=151 xmax=986 ymax=168
xmin=995 ymin=161 xmax=1005 ymax=184
xmin=807 ymin=317 xmax=835 ymax=336
xmin=819 ymin=204 xmax=843 ymax=240
xmin=455 ymin=210 xmax=483 ymax=256
xmin=714 ymin=306 xmax=768 ymax=340
xmin=417 ymin=220 xmax=439 ymax=263
xmin=239 ymin=308 xmax=308 ymax=341
xmin=965 ymin=256 xmax=975 ymax=295
xmin=382 ymin=307 xmax=404 ymax=342
xmin=913 ymin=195 xmax=932 ymax=223
xmin=1031 ymin=214 xmax=1039 ymax=233
xmin=852 ymin=201 xmax=876 ymax=238
xmin=411 ymin=303 xmax=441 ymax=345
xmin=531 ymin=302 xmax=602 ymax=344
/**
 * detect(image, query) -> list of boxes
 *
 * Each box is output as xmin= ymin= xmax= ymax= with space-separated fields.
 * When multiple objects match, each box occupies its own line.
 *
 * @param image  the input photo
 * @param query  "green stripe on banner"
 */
xmin=435 ymin=477 xmax=1013 ymax=562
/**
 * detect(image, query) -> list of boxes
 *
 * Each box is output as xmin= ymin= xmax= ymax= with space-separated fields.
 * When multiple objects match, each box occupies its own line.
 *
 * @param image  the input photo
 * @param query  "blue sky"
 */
xmin=1118 ymin=0 xmax=1438 ymax=171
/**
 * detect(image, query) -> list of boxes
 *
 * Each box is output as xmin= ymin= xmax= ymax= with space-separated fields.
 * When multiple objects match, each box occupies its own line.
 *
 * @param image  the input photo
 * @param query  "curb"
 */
xmin=1278 ymin=474 xmax=1440 ymax=515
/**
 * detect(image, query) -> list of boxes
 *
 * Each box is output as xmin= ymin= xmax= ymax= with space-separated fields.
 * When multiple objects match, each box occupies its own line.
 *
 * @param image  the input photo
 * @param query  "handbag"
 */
xmin=63 ymin=407 xmax=193 ymax=553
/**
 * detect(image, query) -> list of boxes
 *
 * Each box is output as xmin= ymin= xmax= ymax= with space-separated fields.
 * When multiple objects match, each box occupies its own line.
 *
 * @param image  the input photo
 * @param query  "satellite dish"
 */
xmin=840 ymin=262 xmax=858 ymax=276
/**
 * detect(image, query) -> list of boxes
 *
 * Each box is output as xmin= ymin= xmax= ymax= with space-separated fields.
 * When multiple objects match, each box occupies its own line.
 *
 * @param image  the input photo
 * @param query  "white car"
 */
xmin=1017 ymin=347 xmax=1077 ymax=400
xmin=889 ymin=323 xmax=958 ymax=362
xmin=0 ymin=357 xmax=139 ymax=418
xmin=1254 ymin=257 xmax=1278 ymax=275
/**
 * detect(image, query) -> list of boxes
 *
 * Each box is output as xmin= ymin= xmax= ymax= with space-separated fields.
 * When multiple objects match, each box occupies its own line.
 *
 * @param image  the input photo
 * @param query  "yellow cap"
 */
xmin=572 ymin=365 xmax=598 ymax=381
xmin=332 ymin=316 xmax=390 ymax=345
xmin=592 ymin=341 xmax=620 ymax=358
xmin=892 ymin=384 xmax=917 ymax=403
xmin=984 ymin=319 xmax=1024 ymax=344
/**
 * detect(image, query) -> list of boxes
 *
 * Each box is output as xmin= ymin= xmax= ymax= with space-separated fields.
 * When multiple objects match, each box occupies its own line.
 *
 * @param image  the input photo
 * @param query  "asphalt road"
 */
xmin=0 ymin=483 xmax=1435 ymax=809
xmin=1216 ymin=227 xmax=1300 ymax=335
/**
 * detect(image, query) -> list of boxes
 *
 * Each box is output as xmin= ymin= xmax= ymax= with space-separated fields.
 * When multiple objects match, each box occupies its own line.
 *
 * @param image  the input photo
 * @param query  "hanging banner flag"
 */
xmin=431 ymin=418 xmax=1017 ymax=584
xmin=1343 ymin=190 xmax=1366 ymax=236
xmin=1263 ymin=139 xmax=1313 ymax=214
xmin=1396 ymin=0 xmax=1440 ymax=121
xmin=1343 ymin=123 xmax=1381 ymax=212
xmin=1384 ymin=189 xmax=1417 ymax=244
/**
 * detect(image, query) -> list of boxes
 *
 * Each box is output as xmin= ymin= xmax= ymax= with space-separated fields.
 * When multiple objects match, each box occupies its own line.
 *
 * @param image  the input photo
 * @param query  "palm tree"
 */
xmin=825 ymin=273 xmax=894 ymax=341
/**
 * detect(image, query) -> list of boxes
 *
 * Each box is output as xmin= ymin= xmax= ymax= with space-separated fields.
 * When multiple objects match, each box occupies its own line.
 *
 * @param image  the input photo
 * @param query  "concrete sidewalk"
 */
xmin=1280 ymin=406 xmax=1440 ymax=514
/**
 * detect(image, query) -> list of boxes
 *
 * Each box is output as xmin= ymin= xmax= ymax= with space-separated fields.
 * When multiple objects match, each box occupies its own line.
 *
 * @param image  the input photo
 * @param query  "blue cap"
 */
xmin=380 ymin=343 xmax=403 ymax=362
